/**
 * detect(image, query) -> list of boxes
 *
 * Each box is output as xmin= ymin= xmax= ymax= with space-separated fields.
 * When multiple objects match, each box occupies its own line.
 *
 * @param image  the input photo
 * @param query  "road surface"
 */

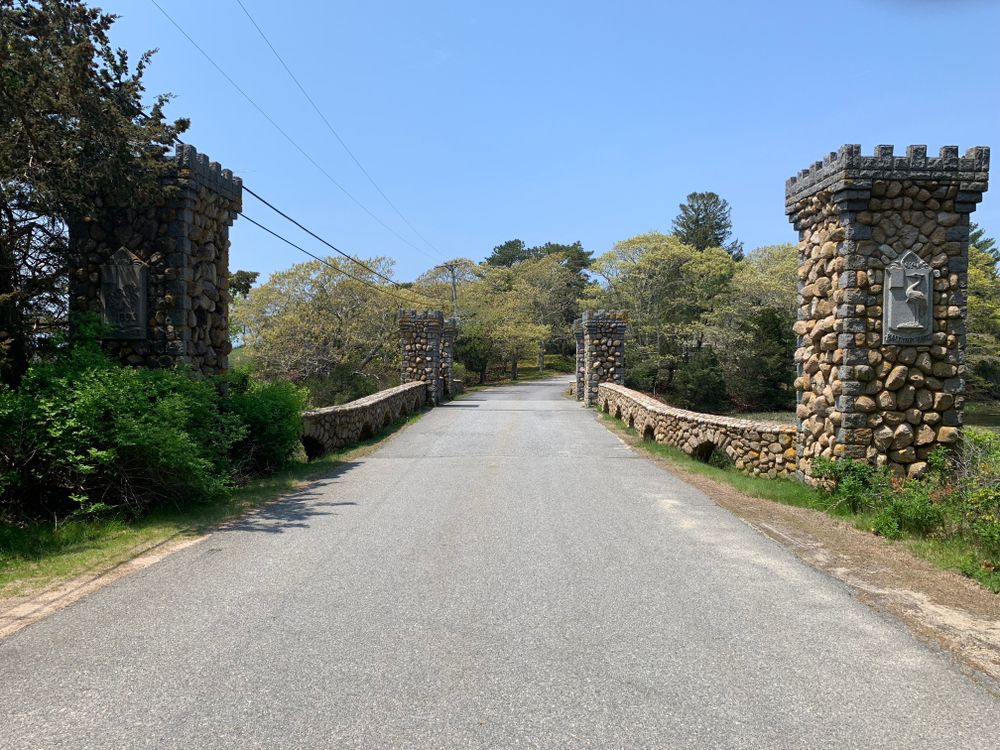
xmin=2 ymin=378 xmax=999 ymax=748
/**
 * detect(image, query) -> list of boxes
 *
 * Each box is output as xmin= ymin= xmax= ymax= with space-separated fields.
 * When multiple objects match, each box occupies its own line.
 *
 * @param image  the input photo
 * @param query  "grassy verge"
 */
xmin=0 ymin=410 xmax=426 ymax=599
xmin=599 ymin=411 xmax=1000 ymax=593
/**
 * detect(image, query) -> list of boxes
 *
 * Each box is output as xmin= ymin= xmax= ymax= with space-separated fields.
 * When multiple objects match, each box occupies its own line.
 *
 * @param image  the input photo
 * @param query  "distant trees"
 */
xmin=967 ymin=223 xmax=1000 ymax=399
xmin=671 ymin=192 xmax=744 ymax=260
xmin=232 ymin=257 xmax=420 ymax=405
xmin=586 ymin=233 xmax=797 ymax=412
xmin=0 ymin=0 xmax=187 ymax=386
xmin=229 ymin=270 xmax=260 ymax=299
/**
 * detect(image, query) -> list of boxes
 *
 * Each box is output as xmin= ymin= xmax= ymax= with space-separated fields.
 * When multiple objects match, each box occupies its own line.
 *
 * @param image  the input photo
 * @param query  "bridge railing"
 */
xmin=597 ymin=383 xmax=798 ymax=479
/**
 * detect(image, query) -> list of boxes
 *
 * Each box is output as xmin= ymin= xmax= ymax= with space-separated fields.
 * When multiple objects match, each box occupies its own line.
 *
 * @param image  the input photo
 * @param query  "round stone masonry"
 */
xmin=786 ymin=144 xmax=989 ymax=479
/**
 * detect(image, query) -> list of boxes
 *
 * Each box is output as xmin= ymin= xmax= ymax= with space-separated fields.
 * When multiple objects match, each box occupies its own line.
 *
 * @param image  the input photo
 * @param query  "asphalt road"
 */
xmin=3 ymin=378 xmax=1000 ymax=749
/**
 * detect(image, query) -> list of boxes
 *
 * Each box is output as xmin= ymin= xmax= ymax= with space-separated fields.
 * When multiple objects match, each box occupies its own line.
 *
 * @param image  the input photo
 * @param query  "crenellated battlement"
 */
xmin=582 ymin=310 xmax=628 ymax=324
xmin=175 ymin=144 xmax=243 ymax=204
xmin=785 ymin=144 xmax=989 ymax=211
xmin=398 ymin=309 xmax=446 ymax=325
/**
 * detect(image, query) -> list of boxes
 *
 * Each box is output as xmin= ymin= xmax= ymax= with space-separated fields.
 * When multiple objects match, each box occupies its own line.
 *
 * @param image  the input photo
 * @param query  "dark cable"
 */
xmin=242 ymin=185 xmax=439 ymax=304
xmin=148 ymin=0 xmax=439 ymax=260
xmin=233 ymin=0 xmax=444 ymax=261
xmin=240 ymin=213 xmax=438 ymax=308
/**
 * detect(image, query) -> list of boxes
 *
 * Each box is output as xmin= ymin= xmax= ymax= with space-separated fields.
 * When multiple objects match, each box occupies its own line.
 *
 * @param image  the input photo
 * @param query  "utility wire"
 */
xmin=137 ymin=107 xmax=444 ymax=309
xmin=148 ymin=0 xmax=438 ymax=261
xmin=242 ymin=185 xmax=439 ymax=304
xmin=240 ymin=213 xmax=436 ymax=308
xmin=233 ymin=0 xmax=444 ymax=262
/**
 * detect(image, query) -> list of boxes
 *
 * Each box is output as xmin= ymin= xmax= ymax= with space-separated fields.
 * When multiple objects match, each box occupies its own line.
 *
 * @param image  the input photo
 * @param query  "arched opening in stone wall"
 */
xmin=359 ymin=422 xmax=374 ymax=441
xmin=642 ymin=424 xmax=655 ymax=442
xmin=627 ymin=413 xmax=635 ymax=430
xmin=691 ymin=440 xmax=734 ymax=469
xmin=302 ymin=435 xmax=326 ymax=462
xmin=613 ymin=404 xmax=621 ymax=419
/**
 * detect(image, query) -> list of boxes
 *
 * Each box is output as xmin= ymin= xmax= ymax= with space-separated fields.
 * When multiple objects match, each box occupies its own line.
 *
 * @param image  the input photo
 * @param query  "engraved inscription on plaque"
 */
xmin=100 ymin=247 xmax=147 ymax=340
xmin=883 ymin=250 xmax=933 ymax=346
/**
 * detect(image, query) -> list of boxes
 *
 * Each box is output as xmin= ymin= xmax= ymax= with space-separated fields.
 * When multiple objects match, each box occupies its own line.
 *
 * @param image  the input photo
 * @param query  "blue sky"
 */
xmin=108 ymin=0 xmax=999 ymax=282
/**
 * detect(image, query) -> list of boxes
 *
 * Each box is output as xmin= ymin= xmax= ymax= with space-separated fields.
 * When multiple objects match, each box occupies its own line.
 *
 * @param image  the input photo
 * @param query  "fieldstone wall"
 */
xmin=581 ymin=310 xmax=627 ymax=406
xmin=787 ymin=145 xmax=990 ymax=479
xmin=598 ymin=384 xmax=798 ymax=478
xmin=301 ymin=382 xmax=426 ymax=457
xmin=69 ymin=144 xmax=241 ymax=377
xmin=573 ymin=319 xmax=585 ymax=401
xmin=399 ymin=309 xmax=448 ymax=405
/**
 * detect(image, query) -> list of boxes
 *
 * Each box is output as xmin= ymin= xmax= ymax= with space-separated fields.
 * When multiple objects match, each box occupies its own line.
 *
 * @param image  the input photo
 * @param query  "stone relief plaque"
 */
xmin=883 ymin=250 xmax=933 ymax=346
xmin=100 ymin=247 xmax=147 ymax=340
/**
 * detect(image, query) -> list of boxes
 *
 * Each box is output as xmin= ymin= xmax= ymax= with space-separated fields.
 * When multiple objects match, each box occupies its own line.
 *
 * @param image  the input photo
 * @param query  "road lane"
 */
xmin=2 ymin=378 xmax=999 ymax=749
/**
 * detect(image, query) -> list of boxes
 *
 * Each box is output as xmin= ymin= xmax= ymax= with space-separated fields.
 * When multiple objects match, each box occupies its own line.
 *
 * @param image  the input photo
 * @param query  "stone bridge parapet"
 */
xmin=301 ymin=381 xmax=426 ymax=457
xmin=597 ymin=383 xmax=798 ymax=478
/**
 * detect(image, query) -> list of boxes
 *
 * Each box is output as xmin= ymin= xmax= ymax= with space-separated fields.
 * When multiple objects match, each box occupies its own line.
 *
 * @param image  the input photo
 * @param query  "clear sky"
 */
xmin=106 ymin=0 xmax=999 ymax=283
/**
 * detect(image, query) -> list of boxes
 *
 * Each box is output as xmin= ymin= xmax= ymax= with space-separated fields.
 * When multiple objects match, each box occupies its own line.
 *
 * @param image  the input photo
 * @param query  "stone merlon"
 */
xmin=785 ymin=144 xmax=990 ymax=212
xmin=175 ymin=144 xmax=243 ymax=206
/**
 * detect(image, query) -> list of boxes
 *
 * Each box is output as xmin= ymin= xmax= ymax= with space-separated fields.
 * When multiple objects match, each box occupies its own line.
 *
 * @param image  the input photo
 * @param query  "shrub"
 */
xmin=225 ymin=369 xmax=308 ymax=477
xmin=815 ymin=456 xmax=945 ymax=539
xmin=0 ymin=344 xmax=312 ymax=522
xmin=669 ymin=347 xmax=729 ymax=412
xmin=0 ymin=346 xmax=244 ymax=521
xmin=812 ymin=457 xmax=893 ymax=514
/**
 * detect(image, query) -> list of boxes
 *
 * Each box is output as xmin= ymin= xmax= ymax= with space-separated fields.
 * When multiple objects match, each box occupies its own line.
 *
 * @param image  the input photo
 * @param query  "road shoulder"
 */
xmin=597 ymin=411 xmax=1000 ymax=691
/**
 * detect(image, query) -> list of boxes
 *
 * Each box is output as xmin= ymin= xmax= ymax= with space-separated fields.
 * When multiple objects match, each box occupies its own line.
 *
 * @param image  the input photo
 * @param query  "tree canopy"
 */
xmin=0 ymin=0 xmax=187 ymax=385
xmin=671 ymin=191 xmax=744 ymax=260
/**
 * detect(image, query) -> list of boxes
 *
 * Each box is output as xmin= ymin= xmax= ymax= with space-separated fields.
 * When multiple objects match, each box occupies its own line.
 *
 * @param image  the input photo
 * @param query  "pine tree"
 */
xmin=672 ymin=192 xmax=744 ymax=259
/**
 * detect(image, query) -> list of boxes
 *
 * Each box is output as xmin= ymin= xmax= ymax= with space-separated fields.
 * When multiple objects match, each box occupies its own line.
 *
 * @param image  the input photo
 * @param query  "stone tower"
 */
xmin=786 ymin=145 xmax=989 ymax=478
xmin=69 ymin=144 xmax=242 ymax=377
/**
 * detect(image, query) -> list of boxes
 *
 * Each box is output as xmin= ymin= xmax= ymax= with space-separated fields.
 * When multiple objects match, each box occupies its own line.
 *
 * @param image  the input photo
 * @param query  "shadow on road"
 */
xmin=221 ymin=461 xmax=362 ymax=535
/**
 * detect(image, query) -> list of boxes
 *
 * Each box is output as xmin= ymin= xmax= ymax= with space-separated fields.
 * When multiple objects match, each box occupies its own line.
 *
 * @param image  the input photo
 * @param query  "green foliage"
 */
xmin=0 ymin=0 xmax=187 ymax=386
xmin=726 ymin=308 xmax=795 ymax=411
xmin=0 ymin=341 xmax=309 ymax=522
xmin=484 ymin=239 xmax=592 ymax=273
xmin=229 ymin=270 xmax=259 ymax=299
xmin=814 ymin=433 xmax=1000 ymax=578
xmin=233 ymin=255 xmax=413 ymax=406
xmin=224 ymin=369 xmax=307 ymax=477
xmin=966 ymin=223 xmax=1000 ymax=399
xmin=669 ymin=347 xmax=729 ymax=412
xmin=0 ymin=345 xmax=241 ymax=520
xmin=671 ymin=191 xmax=743 ymax=259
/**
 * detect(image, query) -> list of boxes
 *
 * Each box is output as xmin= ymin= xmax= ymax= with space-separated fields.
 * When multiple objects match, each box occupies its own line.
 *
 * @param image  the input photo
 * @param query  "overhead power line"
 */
xmin=242 ymin=185 xmax=439 ymax=305
xmin=147 ymin=0 xmax=439 ymax=262
xmin=136 ymin=109 xmax=444 ymax=309
xmin=240 ymin=213 xmax=437 ymax=309
xmin=233 ymin=0 xmax=444 ymax=262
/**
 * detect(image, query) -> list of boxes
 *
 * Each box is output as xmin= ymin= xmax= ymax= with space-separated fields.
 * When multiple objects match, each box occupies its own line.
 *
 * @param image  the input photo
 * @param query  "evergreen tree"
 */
xmin=0 ymin=0 xmax=187 ymax=386
xmin=672 ymin=192 xmax=744 ymax=259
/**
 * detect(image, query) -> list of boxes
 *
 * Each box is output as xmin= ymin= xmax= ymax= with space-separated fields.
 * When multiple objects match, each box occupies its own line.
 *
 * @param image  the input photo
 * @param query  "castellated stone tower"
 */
xmin=398 ymin=309 xmax=445 ymax=405
xmin=69 ymin=144 xmax=242 ymax=377
xmin=786 ymin=145 xmax=989 ymax=479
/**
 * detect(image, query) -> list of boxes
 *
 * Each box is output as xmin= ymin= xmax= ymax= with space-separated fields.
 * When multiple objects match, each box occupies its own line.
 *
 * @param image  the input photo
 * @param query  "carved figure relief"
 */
xmin=883 ymin=251 xmax=934 ymax=346
xmin=100 ymin=247 xmax=147 ymax=340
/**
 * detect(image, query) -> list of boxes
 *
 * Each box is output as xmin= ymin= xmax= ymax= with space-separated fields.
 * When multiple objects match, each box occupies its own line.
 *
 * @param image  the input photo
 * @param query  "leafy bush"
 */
xmin=814 ymin=437 xmax=998 ymax=560
xmin=812 ymin=457 xmax=893 ymax=514
xmin=0 ymin=344 xmax=309 ymax=523
xmin=225 ymin=369 xmax=308 ymax=477
xmin=669 ymin=347 xmax=729 ymax=412
xmin=0 ymin=345 xmax=243 ymax=521
xmin=543 ymin=354 xmax=575 ymax=373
